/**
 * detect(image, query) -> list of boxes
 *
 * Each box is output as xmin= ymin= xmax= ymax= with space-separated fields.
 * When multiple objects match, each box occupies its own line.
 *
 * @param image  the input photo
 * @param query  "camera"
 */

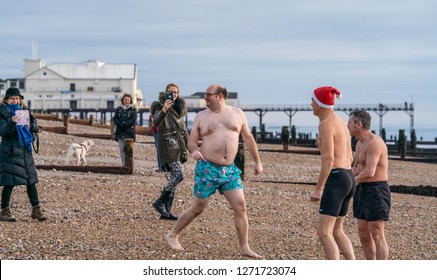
xmin=166 ymin=92 xmax=174 ymax=101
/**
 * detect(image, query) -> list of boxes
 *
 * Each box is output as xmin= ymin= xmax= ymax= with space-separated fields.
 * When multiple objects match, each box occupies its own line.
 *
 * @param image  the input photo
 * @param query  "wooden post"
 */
xmin=110 ymin=119 xmax=115 ymax=138
xmin=261 ymin=124 xmax=266 ymax=143
xmin=63 ymin=115 xmax=70 ymax=134
xmin=410 ymin=129 xmax=417 ymax=155
xmin=251 ymin=126 xmax=258 ymax=143
xmin=398 ymin=129 xmax=406 ymax=160
xmin=90 ymin=115 xmax=95 ymax=126
xmin=124 ymin=139 xmax=135 ymax=174
xmin=234 ymin=142 xmax=245 ymax=181
xmin=281 ymin=126 xmax=290 ymax=151
xmin=291 ymin=125 xmax=297 ymax=145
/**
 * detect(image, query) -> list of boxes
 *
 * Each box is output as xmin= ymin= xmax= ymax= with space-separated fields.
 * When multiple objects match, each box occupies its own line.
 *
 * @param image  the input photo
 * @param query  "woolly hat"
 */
xmin=312 ymin=86 xmax=342 ymax=108
xmin=4 ymin=87 xmax=24 ymax=100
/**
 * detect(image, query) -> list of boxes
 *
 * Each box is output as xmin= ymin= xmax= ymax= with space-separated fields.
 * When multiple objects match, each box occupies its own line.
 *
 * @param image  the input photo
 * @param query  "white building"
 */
xmin=22 ymin=58 xmax=143 ymax=110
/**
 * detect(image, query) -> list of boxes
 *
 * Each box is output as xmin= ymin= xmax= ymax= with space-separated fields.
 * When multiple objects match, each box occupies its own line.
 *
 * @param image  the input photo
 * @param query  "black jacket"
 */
xmin=151 ymin=95 xmax=188 ymax=168
xmin=0 ymin=103 xmax=39 ymax=186
xmin=113 ymin=105 xmax=137 ymax=141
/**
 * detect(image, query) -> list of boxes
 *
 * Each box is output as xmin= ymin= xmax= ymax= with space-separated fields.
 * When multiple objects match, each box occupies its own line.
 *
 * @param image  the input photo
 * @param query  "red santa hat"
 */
xmin=312 ymin=86 xmax=342 ymax=108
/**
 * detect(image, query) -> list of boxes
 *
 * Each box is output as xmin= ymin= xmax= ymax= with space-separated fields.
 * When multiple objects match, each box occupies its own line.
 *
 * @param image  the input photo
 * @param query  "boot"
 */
xmin=31 ymin=205 xmax=47 ymax=221
xmin=0 ymin=208 xmax=17 ymax=222
xmin=152 ymin=190 xmax=171 ymax=218
xmin=160 ymin=191 xmax=178 ymax=220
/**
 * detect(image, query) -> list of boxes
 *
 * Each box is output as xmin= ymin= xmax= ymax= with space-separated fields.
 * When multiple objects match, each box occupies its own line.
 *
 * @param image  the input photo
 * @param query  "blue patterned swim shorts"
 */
xmin=193 ymin=159 xmax=243 ymax=199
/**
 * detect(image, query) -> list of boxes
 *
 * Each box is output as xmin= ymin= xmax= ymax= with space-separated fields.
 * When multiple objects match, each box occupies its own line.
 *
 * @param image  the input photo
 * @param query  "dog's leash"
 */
xmin=32 ymin=134 xmax=40 ymax=154
xmin=32 ymin=126 xmax=42 ymax=154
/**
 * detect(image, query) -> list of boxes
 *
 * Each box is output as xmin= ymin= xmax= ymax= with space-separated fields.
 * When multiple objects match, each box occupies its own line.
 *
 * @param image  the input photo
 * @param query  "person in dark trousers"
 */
xmin=151 ymin=83 xmax=188 ymax=220
xmin=0 ymin=87 xmax=47 ymax=222
xmin=113 ymin=93 xmax=137 ymax=166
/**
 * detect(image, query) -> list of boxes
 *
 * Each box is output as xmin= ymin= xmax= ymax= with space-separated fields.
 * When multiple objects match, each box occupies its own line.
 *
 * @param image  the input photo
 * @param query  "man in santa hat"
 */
xmin=310 ymin=86 xmax=356 ymax=260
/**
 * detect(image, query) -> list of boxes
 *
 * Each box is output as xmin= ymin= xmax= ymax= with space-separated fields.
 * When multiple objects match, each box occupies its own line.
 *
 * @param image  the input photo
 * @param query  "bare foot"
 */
xmin=166 ymin=233 xmax=184 ymax=250
xmin=242 ymin=248 xmax=264 ymax=259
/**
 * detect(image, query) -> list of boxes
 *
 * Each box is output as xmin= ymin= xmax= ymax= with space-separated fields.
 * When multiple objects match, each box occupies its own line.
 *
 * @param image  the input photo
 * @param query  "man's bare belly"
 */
xmin=199 ymin=137 xmax=239 ymax=166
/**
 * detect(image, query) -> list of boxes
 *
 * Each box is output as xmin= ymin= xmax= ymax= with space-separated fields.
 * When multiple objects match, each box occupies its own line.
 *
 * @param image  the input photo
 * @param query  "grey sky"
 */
xmin=1 ymin=0 xmax=436 ymax=128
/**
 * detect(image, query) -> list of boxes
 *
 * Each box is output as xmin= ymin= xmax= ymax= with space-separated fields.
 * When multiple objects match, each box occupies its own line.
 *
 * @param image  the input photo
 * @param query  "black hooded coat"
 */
xmin=150 ymin=93 xmax=188 ymax=169
xmin=0 ymin=103 xmax=39 ymax=186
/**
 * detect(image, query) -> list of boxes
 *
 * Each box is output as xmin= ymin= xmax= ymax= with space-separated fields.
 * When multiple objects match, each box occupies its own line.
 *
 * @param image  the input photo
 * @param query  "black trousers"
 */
xmin=1 ymin=184 xmax=40 ymax=208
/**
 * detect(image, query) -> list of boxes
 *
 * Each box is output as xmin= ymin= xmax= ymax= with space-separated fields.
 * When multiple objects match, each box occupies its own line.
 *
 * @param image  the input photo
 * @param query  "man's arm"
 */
xmin=311 ymin=123 xmax=334 ymax=202
xmin=355 ymin=143 xmax=380 ymax=183
xmin=352 ymin=142 xmax=360 ymax=176
xmin=239 ymin=110 xmax=263 ymax=175
xmin=187 ymin=113 xmax=204 ymax=160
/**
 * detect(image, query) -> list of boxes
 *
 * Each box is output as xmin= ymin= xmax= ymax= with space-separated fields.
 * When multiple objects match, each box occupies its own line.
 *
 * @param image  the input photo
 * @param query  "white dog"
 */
xmin=66 ymin=139 xmax=95 ymax=165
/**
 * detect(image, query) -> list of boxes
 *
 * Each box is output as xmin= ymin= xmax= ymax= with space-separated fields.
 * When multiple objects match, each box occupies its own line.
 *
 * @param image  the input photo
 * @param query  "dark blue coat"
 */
xmin=113 ymin=105 xmax=137 ymax=141
xmin=0 ymin=103 xmax=39 ymax=186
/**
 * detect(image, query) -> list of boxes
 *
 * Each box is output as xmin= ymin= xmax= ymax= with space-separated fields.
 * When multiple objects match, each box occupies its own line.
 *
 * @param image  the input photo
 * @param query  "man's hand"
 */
xmin=310 ymin=189 xmax=322 ymax=202
xmin=254 ymin=162 xmax=263 ymax=175
xmin=163 ymin=100 xmax=173 ymax=112
xmin=191 ymin=150 xmax=204 ymax=161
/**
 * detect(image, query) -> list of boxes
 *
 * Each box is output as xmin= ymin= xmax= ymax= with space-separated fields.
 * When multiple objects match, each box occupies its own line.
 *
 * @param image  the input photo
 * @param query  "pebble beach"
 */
xmin=0 ymin=121 xmax=436 ymax=260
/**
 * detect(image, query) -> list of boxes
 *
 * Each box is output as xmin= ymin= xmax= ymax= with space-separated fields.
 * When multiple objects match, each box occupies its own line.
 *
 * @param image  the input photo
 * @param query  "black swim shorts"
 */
xmin=353 ymin=181 xmax=391 ymax=221
xmin=319 ymin=168 xmax=356 ymax=217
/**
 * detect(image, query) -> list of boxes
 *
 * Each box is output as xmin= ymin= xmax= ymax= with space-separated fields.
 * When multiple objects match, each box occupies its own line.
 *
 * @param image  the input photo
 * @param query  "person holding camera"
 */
xmin=151 ymin=83 xmax=188 ymax=220
xmin=0 ymin=87 xmax=47 ymax=222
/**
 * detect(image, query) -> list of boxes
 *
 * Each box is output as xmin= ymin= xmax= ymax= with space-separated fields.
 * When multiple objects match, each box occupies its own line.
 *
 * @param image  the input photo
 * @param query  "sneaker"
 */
xmin=0 ymin=207 xmax=17 ymax=222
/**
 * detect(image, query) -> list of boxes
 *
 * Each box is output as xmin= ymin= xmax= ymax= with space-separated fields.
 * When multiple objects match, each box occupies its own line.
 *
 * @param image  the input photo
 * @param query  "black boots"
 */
xmin=162 ymin=191 xmax=178 ymax=220
xmin=152 ymin=190 xmax=178 ymax=220
xmin=152 ymin=190 xmax=171 ymax=217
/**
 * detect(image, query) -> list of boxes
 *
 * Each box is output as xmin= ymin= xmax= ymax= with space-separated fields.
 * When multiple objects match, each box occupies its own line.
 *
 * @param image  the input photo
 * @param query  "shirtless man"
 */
xmin=166 ymin=84 xmax=263 ymax=259
xmin=310 ymin=86 xmax=356 ymax=260
xmin=348 ymin=110 xmax=390 ymax=260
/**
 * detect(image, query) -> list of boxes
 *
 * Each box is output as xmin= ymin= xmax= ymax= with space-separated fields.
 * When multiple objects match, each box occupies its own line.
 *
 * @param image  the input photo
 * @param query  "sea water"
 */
xmin=262 ymin=125 xmax=437 ymax=142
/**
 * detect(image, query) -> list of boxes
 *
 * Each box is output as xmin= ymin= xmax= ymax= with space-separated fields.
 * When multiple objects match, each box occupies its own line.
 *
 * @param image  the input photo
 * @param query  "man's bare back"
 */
xmin=318 ymin=113 xmax=353 ymax=169
xmin=194 ymin=106 xmax=245 ymax=166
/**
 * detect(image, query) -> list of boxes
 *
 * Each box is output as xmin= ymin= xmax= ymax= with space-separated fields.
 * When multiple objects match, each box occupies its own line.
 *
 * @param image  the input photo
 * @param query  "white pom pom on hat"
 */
xmin=312 ymin=86 xmax=342 ymax=108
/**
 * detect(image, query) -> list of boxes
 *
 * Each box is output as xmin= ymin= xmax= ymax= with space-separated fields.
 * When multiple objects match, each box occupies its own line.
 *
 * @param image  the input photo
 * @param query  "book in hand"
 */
xmin=15 ymin=110 xmax=30 ymax=126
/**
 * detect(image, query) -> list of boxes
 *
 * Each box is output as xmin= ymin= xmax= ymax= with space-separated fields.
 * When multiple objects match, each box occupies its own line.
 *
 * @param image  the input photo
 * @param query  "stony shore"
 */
xmin=0 ymin=122 xmax=436 ymax=260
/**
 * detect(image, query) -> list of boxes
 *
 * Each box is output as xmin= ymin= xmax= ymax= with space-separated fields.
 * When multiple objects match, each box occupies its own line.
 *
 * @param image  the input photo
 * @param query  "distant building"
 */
xmin=5 ymin=58 xmax=143 ymax=110
xmin=0 ymin=78 xmax=25 ymax=93
xmin=184 ymin=91 xmax=239 ymax=108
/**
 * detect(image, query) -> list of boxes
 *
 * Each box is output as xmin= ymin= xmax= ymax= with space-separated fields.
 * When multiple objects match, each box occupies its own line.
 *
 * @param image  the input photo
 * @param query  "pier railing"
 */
xmin=32 ymin=102 xmax=415 ymax=135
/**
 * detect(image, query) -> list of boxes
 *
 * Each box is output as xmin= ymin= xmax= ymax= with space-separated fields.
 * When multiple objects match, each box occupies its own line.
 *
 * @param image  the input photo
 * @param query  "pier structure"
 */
xmin=239 ymin=103 xmax=415 ymax=135
xmin=35 ymin=102 xmax=415 ymax=136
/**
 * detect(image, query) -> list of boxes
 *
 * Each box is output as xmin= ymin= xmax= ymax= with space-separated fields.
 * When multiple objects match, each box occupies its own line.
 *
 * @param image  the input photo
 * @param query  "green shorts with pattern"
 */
xmin=193 ymin=159 xmax=243 ymax=199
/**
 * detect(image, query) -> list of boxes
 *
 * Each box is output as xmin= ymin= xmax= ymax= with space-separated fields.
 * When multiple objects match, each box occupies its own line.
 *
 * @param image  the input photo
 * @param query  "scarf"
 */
xmin=7 ymin=104 xmax=34 ymax=153
xmin=121 ymin=104 xmax=132 ymax=110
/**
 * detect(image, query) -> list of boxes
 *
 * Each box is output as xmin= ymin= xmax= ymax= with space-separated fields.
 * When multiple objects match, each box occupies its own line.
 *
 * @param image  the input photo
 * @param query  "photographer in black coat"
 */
xmin=151 ymin=83 xmax=188 ymax=220
xmin=0 ymin=88 xmax=47 ymax=222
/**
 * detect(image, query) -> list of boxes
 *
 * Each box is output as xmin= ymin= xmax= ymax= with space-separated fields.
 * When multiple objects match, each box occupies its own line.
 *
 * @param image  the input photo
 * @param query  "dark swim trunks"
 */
xmin=319 ymin=168 xmax=355 ymax=217
xmin=193 ymin=159 xmax=243 ymax=199
xmin=353 ymin=181 xmax=391 ymax=221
